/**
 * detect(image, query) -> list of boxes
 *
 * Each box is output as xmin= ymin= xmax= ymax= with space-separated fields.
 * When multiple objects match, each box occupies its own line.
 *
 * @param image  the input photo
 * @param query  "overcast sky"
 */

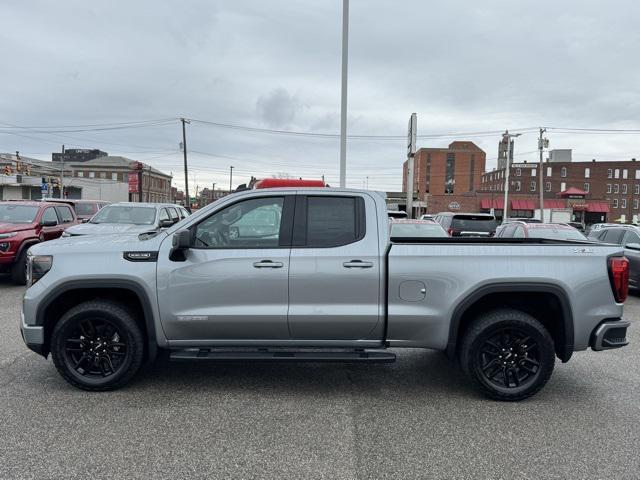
xmin=2 ymin=0 xmax=639 ymax=192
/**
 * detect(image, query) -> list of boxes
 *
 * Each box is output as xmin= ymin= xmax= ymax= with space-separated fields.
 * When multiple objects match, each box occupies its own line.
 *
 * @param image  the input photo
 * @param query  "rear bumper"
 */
xmin=591 ymin=319 xmax=630 ymax=351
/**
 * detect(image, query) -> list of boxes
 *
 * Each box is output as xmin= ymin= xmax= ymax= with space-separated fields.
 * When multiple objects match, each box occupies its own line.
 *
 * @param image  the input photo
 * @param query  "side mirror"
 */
xmin=82 ymin=218 xmax=90 ymax=223
xmin=625 ymin=242 xmax=640 ymax=251
xmin=160 ymin=219 xmax=174 ymax=228
xmin=170 ymin=229 xmax=191 ymax=261
xmin=41 ymin=220 xmax=57 ymax=227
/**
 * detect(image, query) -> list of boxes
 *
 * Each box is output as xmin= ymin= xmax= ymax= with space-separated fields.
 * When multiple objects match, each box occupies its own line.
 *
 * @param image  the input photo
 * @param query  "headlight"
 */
xmin=26 ymin=254 xmax=53 ymax=287
xmin=0 ymin=232 xmax=17 ymax=239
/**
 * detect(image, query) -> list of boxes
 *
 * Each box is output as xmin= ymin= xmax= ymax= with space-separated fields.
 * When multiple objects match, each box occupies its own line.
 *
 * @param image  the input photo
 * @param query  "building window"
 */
xmin=516 ymin=168 xmax=521 ymax=177
xmin=622 ymin=199 xmax=627 ymax=209
xmin=614 ymin=184 xmax=620 ymax=193
xmin=530 ymin=181 xmax=536 ymax=192
xmin=615 ymin=169 xmax=620 ymax=179
xmin=634 ymin=199 xmax=639 ymax=210
xmin=584 ymin=167 xmax=590 ymax=178
xmin=469 ymin=154 xmax=475 ymax=191
xmin=531 ymin=168 xmax=536 ymax=177
xmin=444 ymin=153 xmax=455 ymax=194
xmin=89 ymin=171 xmax=95 ymax=178
xmin=489 ymin=173 xmax=493 ymax=181
xmin=607 ymin=169 xmax=613 ymax=178
xmin=112 ymin=173 xmax=118 ymax=181
xmin=622 ymin=184 xmax=628 ymax=194
xmin=561 ymin=167 xmax=567 ymax=177
xmin=77 ymin=171 xmax=84 ymax=178
xmin=613 ymin=198 xmax=619 ymax=208
xmin=547 ymin=167 xmax=552 ymax=177
xmin=100 ymin=172 xmax=107 ymax=179
xmin=123 ymin=173 xmax=128 ymax=182
xmin=584 ymin=183 xmax=590 ymax=193
xmin=561 ymin=182 xmax=566 ymax=191
xmin=607 ymin=184 xmax=612 ymax=193
xmin=635 ymin=185 xmax=640 ymax=195
xmin=545 ymin=181 xmax=551 ymax=192
xmin=515 ymin=181 xmax=521 ymax=192
xmin=623 ymin=169 xmax=628 ymax=179
xmin=636 ymin=170 xmax=640 ymax=180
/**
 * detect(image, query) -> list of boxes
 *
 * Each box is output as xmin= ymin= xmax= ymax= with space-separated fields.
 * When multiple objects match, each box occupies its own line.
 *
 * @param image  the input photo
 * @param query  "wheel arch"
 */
xmin=446 ymin=283 xmax=574 ymax=362
xmin=16 ymin=238 xmax=40 ymax=258
xmin=36 ymin=279 xmax=157 ymax=362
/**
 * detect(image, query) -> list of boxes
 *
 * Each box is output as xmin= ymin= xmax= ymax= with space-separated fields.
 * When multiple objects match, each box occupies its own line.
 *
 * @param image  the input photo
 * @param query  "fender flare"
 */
xmin=16 ymin=238 xmax=40 ymax=259
xmin=35 ymin=279 xmax=158 ymax=362
xmin=446 ymin=282 xmax=574 ymax=362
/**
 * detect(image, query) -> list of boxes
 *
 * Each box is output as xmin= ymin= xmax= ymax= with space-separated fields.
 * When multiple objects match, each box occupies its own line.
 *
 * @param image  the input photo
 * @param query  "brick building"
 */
xmin=402 ymin=141 xmax=486 ymax=215
xmin=70 ymin=156 xmax=172 ymax=203
xmin=480 ymin=159 xmax=640 ymax=224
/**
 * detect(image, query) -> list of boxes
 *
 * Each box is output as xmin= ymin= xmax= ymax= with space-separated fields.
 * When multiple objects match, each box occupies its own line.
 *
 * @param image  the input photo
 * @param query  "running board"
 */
xmin=169 ymin=348 xmax=396 ymax=363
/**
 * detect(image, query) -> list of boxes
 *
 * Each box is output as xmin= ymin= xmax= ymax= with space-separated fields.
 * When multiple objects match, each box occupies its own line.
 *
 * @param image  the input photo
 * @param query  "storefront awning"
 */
xmin=543 ymin=200 xmax=565 ymax=209
xmin=511 ymin=200 xmax=535 ymax=210
xmin=480 ymin=198 xmax=504 ymax=210
xmin=586 ymin=202 xmax=610 ymax=213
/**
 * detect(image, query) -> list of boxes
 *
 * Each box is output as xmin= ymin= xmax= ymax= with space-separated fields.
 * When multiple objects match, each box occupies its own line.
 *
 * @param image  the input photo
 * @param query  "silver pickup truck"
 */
xmin=20 ymin=188 xmax=630 ymax=400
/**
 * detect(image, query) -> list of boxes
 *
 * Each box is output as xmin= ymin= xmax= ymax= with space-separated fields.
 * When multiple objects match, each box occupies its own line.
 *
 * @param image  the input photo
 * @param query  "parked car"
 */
xmin=419 ymin=214 xmax=434 ymax=221
xmin=43 ymin=198 xmax=110 ymax=222
xmin=387 ymin=210 xmax=408 ymax=219
xmin=588 ymin=225 xmax=640 ymax=289
xmin=434 ymin=212 xmax=497 ymax=237
xmin=587 ymin=223 xmax=619 ymax=237
xmin=0 ymin=200 xmax=78 ymax=284
xmin=566 ymin=221 xmax=586 ymax=233
xmin=21 ymin=188 xmax=629 ymax=401
xmin=390 ymin=218 xmax=448 ymax=238
xmin=508 ymin=217 xmax=541 ymax=223
xmin=496 ymin=221 xmax=588 ymax=241
xmin=62 ymin=202 xmax=189 ymax=237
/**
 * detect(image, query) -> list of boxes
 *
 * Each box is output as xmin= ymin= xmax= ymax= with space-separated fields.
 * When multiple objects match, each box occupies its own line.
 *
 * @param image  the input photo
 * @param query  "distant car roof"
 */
xmin=0 ymin=200 xmax=58 ymax=207
xmin=526 ymin=223 xmax=577 ymax=230
xmin=436 ymin=212 xmax=495 ymax=218
xmin=390 ymin=218 xmax=438 ymax=224
xmin=106 ymin=202 xmax=176 ymax=208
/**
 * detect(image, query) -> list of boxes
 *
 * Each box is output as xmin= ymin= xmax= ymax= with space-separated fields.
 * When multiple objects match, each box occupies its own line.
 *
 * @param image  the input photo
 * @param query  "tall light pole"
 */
xmin=538 ymin=128 xmax=548 ymax=222
xmin=229 ymin=166 xmax=234 ymax=192
xmin=339 ymin=0 xmax=349 ymax=187
xmin=502 ymin=131 xmax=522 ymax=221
xmin=180 ymin=118 xmax=191 ymax=210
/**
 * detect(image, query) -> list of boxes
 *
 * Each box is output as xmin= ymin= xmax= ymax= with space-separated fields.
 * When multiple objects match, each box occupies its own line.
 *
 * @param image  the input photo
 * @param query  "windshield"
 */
xmin=75 ymin=203 xmax=98 ymax=216
xmin=391 ymin=223 xmax=448 ymax=238
xmin=90 ymin=205 xmax=157 ymax=225
xmin=451 ymin=216 xmax=496 ymax=232
xmin=0 ymin=204 xmax=39 ymax=224
xmin=528 ymin=227 xmax=587 ymax=241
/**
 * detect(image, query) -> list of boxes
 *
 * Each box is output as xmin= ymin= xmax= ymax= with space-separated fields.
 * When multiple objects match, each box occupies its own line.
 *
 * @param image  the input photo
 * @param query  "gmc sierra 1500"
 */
xmin=20 ymin=188 xmax=630 ymax=400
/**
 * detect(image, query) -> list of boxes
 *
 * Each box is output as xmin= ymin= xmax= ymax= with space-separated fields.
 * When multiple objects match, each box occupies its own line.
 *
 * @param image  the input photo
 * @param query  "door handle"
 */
xmin=343 ymin=260 xmax=374 ymax=268
xmin=253 ymin=260 xmax=284 ymax=268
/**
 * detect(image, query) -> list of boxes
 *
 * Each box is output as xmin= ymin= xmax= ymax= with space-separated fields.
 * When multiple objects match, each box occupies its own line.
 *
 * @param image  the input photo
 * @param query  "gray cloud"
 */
xmin=256 ymin=88 xmax=303 ymax=128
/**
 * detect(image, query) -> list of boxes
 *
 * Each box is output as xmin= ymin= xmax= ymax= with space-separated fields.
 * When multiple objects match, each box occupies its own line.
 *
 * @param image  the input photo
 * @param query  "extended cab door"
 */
xmin=156 ymin=194 xmax=294 ymax=342
xmin=287 ymin=193 xmax=383 ymax=341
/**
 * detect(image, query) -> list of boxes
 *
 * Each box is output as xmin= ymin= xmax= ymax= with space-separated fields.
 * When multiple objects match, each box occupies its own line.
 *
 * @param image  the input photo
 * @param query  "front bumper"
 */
xmin=591 ymin=319 xmax=630 ymax=351
xmin=20 ymin=309 xmax=46 ymax=356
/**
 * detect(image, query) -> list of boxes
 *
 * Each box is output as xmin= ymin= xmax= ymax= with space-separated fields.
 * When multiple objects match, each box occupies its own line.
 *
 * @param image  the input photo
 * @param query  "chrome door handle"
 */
xmin=253 ymin=260 xmax=284 ymax=268
xmin=343 ymin=260 xmax=374 ymax=268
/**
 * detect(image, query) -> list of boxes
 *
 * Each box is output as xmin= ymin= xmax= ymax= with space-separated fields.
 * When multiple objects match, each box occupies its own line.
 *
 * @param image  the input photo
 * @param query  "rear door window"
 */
xmin=55 ymin=205 xmax=75 ymax=223
xmin=299 ymin=196 xmax=365 ymax=248
xmin=602 ymin=228 xmax=626 ymax=245
xmin=623 ymin=230 xmax=640 ymax=246
xmin=168 ymin=207 xmax=179 ymax=222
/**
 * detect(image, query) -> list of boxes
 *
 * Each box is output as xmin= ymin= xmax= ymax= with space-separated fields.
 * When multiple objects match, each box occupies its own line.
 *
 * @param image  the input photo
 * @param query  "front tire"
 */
xmin=460 ymin=309 xmax=555 ymax=401
xmin=51 ymin=300 xmax=144 ymax=391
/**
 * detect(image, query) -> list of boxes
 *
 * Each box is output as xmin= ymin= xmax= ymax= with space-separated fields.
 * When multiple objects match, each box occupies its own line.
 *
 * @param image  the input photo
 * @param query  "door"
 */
xmin=622 ymin=229 xmax=640 ymax=289
xmin=40 ymin=207 xmax=62 ymax=240
xmin=157 ymin=195 xmax=294 ymax=342
xmin=287 ymin=194 xmax=383 ymax=341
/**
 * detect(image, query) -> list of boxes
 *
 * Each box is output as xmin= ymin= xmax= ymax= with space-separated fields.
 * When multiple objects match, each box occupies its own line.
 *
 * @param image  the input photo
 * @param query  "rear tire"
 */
xmin=51 ymin=300 xmax=144 ymax=391
xmin=460 ymin=308 xmax=555 ymax=401
xmin=10 ymin=249 xmax=27 ymax=285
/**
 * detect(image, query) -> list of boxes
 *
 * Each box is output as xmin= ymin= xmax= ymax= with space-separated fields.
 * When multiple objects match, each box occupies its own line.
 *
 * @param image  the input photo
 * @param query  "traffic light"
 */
xmin=3 ymin=165 xmax=11 ymax=175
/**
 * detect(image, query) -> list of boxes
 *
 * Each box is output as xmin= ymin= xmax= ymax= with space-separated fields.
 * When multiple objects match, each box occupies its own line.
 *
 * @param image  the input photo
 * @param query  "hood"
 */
xmin=65 ymin=223 xmax=158 ymax=236
xmin=0 ymin=222 xmax=35 ymax=234
xmin=29 ymin=230 xmax=168 ymax=256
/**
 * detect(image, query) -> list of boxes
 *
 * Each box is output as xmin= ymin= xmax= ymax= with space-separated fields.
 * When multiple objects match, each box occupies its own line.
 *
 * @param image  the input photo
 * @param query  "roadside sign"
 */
xmin=40 ymin=183 xmax=48 ymax=192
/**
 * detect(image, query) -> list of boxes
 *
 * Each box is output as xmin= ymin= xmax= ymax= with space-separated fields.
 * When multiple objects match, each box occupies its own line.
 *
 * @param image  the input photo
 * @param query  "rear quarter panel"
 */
xmin=387 ymin=243 xmax=624 ymax=351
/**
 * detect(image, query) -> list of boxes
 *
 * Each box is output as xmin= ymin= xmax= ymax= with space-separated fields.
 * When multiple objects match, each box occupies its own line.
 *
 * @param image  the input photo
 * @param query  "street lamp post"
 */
xmin=339 ymin=0 xmax=349 ymax=188
xmin=502 ymin=131 xmax=522 ymax=222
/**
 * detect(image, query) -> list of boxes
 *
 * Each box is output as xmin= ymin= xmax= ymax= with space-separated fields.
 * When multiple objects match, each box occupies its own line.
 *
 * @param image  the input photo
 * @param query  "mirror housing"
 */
xmin=160 ymin=219 xmax=174 ymax=228
xmin=81 ymin=218 xmax=90 ymax=223
xmin=41 ymin=220 xmax=57 ymax=227
xmin=625 ymin=242 xmax=640 ymax=251
xmin=170 ymin=229 xmax=191 ymax=261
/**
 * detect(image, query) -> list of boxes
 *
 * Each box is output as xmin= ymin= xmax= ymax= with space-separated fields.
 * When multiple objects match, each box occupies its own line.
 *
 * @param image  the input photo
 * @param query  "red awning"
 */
xmin=480 ymin=199 xmax=491 ymax=209
xmin=558 ymin=187 xmax=588 ymax=197
xmin=544 ymin=200 xmax=565 ymax=209
xmin=586 ymin=202 xmax=610 ymax=213
xmin=480 ymin=198 xmax=505 ymax=210
xmin=511 ymin=200 xmax=535 ymax=210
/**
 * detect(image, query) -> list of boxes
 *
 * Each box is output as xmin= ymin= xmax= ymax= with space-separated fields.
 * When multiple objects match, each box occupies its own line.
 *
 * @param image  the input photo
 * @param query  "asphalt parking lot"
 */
xmin=1 ymin=277 xmax=638 ymax=480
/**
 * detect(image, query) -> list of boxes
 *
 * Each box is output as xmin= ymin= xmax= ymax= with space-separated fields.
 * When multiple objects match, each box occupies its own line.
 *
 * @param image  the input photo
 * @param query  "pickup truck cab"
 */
xmin=21 ymin=188 xmax=630 ymax=400
xmin=0 ymin=200 xmax=78 ymax=284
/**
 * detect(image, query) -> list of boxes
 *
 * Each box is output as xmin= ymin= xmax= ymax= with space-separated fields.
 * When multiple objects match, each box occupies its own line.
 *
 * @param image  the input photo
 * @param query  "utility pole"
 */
xmin=339 ymin=0 xmax=349 ymax=187
xmin=501 ymin=130 xmax=522 ymax=222
xmin=538 ymin=128 xmax=548 ymax=222
xmin=60 ymin=145 xmax=65 ymax=199
xmin=180 ymin=118 xmax=191 ymax=210
xmin=406 ymin=113 xmax=417 ymax=219
xmin=229 ymin=166 xmax=234 ymax=192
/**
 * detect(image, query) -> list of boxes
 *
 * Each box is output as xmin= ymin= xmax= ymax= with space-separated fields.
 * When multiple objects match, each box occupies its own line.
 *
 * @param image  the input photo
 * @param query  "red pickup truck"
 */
xmin=0 ymin=201 xmax=78 ymax=284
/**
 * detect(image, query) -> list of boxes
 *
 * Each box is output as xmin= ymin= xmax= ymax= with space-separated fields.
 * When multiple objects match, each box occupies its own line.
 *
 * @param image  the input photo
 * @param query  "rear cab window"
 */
xmin=451 ymin=215 xmax=496 ymax=233
xmin=294 ymin=195 xmax=365 ymax=247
